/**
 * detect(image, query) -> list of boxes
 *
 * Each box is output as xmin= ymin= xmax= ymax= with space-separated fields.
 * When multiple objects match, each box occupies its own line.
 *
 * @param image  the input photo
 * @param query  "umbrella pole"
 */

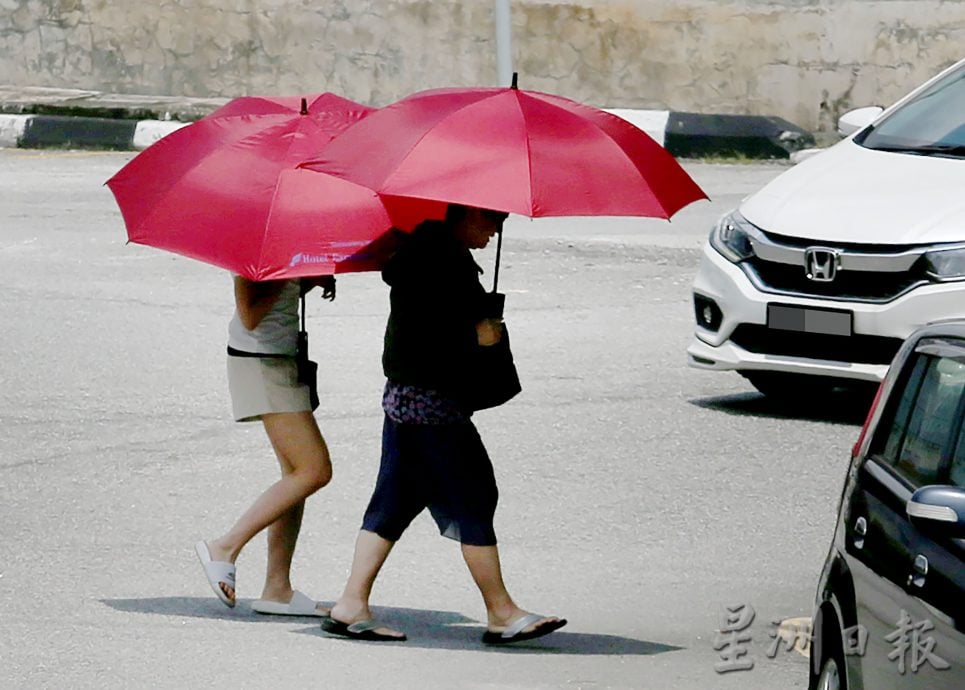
xmin=492 ymin=227 xmax=502 ymax=293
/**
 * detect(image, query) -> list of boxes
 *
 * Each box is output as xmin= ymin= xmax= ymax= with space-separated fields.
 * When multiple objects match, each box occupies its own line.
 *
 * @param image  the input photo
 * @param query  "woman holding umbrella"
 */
xmin=194 ymin=275 xmax=336 ymax=615
xmin=256 ymin=78 xmax=701 ymax=641
xmin=321 ymin=204 xmax=566 ymax=644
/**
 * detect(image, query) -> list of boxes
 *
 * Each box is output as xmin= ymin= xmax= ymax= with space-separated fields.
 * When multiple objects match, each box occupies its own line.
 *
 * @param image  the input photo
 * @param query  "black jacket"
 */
xmin=381 ymin=221 xmax=487 ymax=404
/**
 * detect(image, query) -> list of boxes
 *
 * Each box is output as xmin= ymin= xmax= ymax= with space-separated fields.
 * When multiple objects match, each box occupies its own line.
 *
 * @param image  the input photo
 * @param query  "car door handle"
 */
xmin=907 ymin=554 xmax=928 ymax=588
xmin=853 ymin=516 xmax=867 ymax=549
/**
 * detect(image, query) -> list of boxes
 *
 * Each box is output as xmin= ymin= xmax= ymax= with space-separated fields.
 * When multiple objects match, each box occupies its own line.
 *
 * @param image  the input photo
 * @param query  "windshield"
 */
xmin=857 ymin=62 xmax=965 ymax=157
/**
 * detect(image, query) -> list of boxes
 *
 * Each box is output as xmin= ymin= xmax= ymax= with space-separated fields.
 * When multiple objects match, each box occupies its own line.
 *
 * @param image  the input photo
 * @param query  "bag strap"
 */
xmin=298 ymin=293 xmax=309 ymax=358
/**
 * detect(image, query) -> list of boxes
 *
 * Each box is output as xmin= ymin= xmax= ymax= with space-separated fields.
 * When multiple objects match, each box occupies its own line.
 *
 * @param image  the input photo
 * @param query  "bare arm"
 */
xmin=233 ymin=276 xmax=288 ymax=331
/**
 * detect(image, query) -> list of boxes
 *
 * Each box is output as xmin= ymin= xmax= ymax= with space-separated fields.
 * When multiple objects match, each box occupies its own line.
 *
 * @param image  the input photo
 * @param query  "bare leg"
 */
xmin=262 ymin=421 xmax=303 ymax=600
xmin=461 ymin=544 xmax=562 ymax=634
xmin=262 ymin=501 xmax=301 ymax=594
xmin=204 ymin=411 xmax=332 ymax=604
xmin=258 ymin=500 xmax=329 ymax=613
xmin=328 ymin=530 xmax=405 ymax=638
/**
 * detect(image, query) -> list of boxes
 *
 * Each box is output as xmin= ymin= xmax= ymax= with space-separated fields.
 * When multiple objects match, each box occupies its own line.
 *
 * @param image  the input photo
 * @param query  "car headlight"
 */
xmin=923 ymin=246 xmax=965 ymax=281
xmin=709 ymin=210 xmax=758 ymax=263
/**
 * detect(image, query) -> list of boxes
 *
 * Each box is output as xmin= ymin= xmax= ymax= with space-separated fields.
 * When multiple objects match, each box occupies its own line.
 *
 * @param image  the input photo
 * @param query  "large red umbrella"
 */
xmin=261 ymin=169 xmax=446 ymax=276
xmin=106 ymin=93 xmax=441 ymax=280
xmin=299 ymin=83 xmax=707 ymax=219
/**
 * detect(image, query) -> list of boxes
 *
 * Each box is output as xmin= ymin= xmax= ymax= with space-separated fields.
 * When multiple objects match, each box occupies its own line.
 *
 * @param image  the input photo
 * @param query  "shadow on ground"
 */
xmin=100 ymin=598 xmax=680 ymax=656
xmin=101 ymin=596 xmax=337 ymax=623
xmin=689 ymin=390 xmax=871 ymax=426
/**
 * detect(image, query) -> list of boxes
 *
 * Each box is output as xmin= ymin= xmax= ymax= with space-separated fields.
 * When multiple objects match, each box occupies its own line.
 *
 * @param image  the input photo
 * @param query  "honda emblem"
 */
xmin=805 ymin=247 xmax=839 ymax=282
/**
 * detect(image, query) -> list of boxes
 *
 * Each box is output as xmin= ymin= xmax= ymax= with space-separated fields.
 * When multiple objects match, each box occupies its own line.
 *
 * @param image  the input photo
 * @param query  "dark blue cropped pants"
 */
xmin=361 ymin=415 xmax=499 ymax=546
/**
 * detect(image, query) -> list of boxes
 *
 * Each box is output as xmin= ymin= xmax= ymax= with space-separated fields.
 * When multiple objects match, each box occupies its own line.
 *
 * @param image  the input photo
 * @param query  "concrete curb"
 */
xmin=0 ymin=113 xmax=187 ymax=150
xmin=0 ymin=113 xmax=29 ymax=148
xmin=663 ymin=112 xmax=815 ymax=158
xmin=1 ymin=101 xmax=814 ymax=157
xmin=605 ymin=109 xmax=815 ymax=158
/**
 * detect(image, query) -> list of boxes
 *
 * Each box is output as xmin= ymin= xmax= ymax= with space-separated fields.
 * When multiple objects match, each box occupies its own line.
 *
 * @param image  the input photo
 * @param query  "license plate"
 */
xmin=767 ymin=304 xmax=853 ymax=336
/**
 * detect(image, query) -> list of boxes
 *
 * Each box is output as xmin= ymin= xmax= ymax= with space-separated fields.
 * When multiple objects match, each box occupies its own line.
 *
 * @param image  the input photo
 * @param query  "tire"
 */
xmin=809 ymin=605 xmax=848 ymax=690
xmin=814 ymin=655 xmax=843 ymax=690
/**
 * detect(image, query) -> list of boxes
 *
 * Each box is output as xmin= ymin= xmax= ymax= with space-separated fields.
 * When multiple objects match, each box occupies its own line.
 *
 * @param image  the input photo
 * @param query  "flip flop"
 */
xmin=251 ymin=590 xmax=328 ymax=617
xmin=481 ymin=613 xmax=568 ymax=645
xmin=320 ymin=616 xmax=407 ymax=642
xmin=194 ymin=541 xmax=236 ymax=608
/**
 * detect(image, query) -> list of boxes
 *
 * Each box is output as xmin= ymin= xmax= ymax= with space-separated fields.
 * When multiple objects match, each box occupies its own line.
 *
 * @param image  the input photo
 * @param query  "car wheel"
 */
xmin=815 ymin=655 xmax=843 ymax=690
xmin=809 ymin=604 xmax=848 ymax=690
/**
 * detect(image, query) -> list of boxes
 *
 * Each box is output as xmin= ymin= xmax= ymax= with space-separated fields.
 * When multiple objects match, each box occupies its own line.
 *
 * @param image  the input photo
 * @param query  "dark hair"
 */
xmin=445 ymin=204 xmax=508 ymax=224
xmin=481 ymin=208 xmax=509 ymax=222
xmin=445 ymin=203 xmax=468 ymax=224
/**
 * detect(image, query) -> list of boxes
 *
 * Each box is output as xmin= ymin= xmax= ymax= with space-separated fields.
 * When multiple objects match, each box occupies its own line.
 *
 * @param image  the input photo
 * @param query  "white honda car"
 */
xmin=687 ymin=57 xmax=965 ymax=399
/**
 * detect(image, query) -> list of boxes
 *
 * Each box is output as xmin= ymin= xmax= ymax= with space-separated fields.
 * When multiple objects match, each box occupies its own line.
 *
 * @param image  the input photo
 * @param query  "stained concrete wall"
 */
xmin=1 ymin=0 xmax=963 ymax=132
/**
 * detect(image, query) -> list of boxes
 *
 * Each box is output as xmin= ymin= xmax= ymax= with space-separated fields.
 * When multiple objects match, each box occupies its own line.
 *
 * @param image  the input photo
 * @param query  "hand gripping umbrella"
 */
xmin=106 ymin=93 xmax=444 ymax=280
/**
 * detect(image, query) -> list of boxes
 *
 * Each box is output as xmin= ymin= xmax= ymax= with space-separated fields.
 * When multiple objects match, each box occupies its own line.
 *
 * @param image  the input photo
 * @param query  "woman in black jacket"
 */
xmin=321 ymin=204 xmax=566 ymax=644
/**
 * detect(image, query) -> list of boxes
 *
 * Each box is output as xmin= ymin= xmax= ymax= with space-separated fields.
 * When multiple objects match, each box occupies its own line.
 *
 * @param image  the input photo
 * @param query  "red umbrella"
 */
xmin=262 ymin=169 xmax=446 ymax=277
xmin=106 ymin=93 xmax=442 ymax=280
xmin=299 ymin=82 xmax=707 ymax=219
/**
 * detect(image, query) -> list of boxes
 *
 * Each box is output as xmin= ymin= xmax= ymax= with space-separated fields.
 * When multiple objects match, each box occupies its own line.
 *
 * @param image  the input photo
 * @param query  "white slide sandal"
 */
xmin=195 ymin=541 xmax=236 ymax=608
xmin=251 ymin=590 xmax=327 ymax=617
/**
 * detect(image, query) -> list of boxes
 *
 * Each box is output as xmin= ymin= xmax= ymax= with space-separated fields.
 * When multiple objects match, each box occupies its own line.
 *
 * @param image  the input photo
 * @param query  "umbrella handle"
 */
xmin=492 ymin=227 xmax=502 ymax=294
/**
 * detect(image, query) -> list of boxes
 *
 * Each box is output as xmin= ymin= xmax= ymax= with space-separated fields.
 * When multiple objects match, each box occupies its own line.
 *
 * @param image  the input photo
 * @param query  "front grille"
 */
xmin=760 ymin=231 xmax=922 ymax=253
xmin=746 ymin=259 xmax=925 ymax=301
xmin=730 ymin=324 xmax=903 ymax=365
xmin=741 ymin=229 xmax=936 ymax=303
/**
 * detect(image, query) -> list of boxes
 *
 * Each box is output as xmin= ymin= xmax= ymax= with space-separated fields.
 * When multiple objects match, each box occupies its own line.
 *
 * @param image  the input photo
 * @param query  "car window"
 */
xmin=859 ymin=63 xmax=965 ymax=151
xmin=874 ymin=353 xmax=965 ymax=486
xmin=951 ymin=436 xmax=965 ymax=488
xmin=948 ymin=400 xmax=965 ymax=487
xmin=880 ymin=356 xmax=927 ymax=461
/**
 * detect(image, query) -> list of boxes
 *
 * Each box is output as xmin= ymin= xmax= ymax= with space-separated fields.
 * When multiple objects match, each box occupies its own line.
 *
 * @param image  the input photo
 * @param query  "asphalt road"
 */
xmin=0 ymin=150 xmax=863 ymax=689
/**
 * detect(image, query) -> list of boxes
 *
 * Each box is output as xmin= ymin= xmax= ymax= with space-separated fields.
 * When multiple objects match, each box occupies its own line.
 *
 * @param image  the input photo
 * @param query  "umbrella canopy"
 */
xmin=299 ymin=84 xmax=707 ymax=219
xmin=106 ymin=93 xmax=440 ymax=280
xmin=262 ymin=169 xmax=446 ymax=277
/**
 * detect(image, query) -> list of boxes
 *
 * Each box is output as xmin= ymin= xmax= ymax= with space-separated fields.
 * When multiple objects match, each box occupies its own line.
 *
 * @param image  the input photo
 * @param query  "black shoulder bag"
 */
xmin=467 ymin=290 xmax=522 ymax=412
xmin=296 ymin=294 xmax=320 ymax=411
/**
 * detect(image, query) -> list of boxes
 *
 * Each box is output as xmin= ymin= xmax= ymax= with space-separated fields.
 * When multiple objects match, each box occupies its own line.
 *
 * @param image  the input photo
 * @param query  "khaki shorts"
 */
xmin=227 ymin=355 xmax=312 ymax=422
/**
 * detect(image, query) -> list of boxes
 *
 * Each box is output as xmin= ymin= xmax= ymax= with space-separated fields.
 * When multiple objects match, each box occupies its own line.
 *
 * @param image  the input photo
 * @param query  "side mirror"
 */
xmin=837 ymin=106 xmax=884 ymax=137
xmin=907 ymin=485 xmax=965 ymax=539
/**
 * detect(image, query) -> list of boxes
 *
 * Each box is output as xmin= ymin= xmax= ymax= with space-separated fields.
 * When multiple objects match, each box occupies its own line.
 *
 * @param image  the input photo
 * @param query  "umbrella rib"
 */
xmin=378 ymin=102 xmax=488 ymax=200
xmin=528 ymin=93 xmax=701 ymax=218
xmin=507 ymin=89 xmax=535 ymax=218
xmin=252 ymin=117 xmax=326 ymax=279
xmin=257 ymin=172 xmax=293 ymax=281
xmin=383 ymin=128 xmax=443 ymax=190
xmin=545 ymin=107 xmax=676 ymax=218
xmin=254 ymin=107 xmax=376 ymax=279
xmin=588 ymin=113 xmax=681 ymax=218
xmin=127 ymin=115 xmax=294 ymax=240
xmin=517 ymin=93 xmax=536 ymax=216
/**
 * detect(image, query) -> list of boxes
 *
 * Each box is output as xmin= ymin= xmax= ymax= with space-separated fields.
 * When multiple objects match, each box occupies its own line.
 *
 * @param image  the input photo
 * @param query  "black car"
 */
xmin=810 ymin=321 xmax=965 ymax=689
